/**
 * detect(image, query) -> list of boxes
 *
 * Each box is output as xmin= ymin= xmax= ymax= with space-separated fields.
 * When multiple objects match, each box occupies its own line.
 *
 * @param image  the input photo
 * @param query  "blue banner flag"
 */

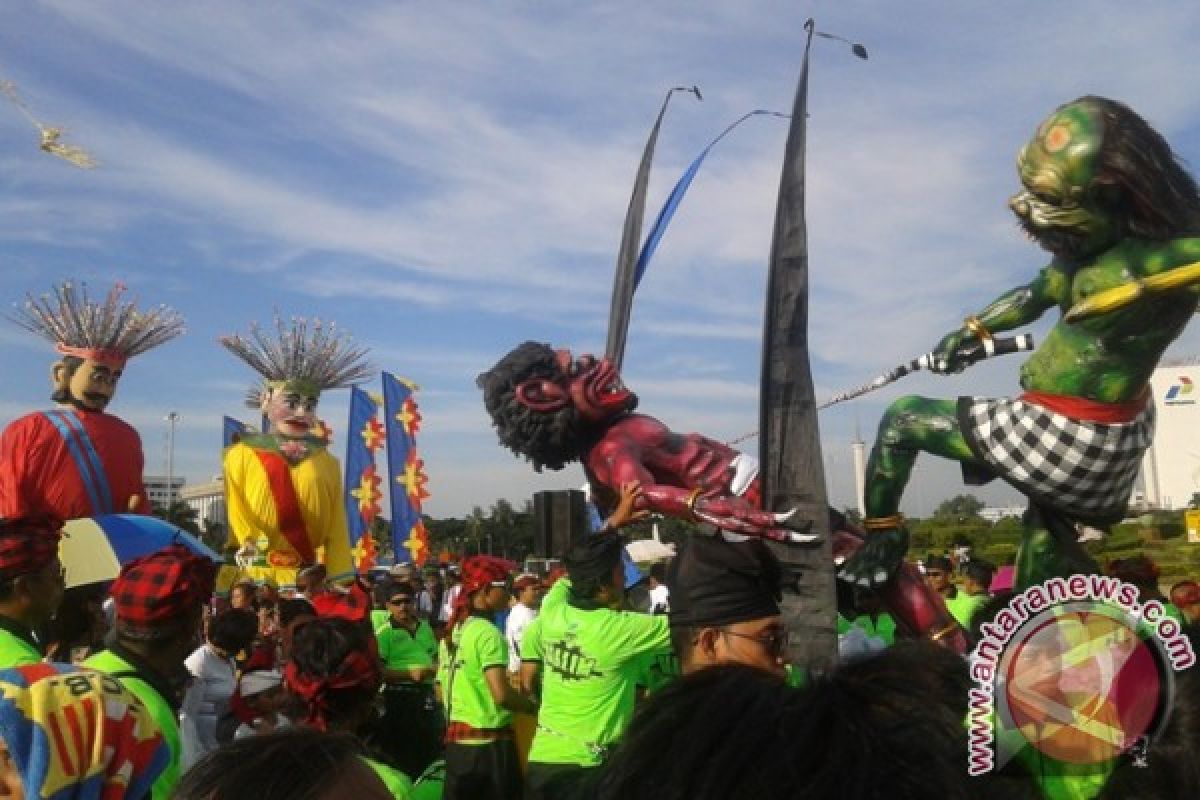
xmin=635 ymin=110 xmax=787 ymax=291
xmin=222 ymin=416 xmax=246 ymax=448
xmin=343 ymin=387 xmax=383 ymax=548
xmin=383 ymin=372 xmax=429 ymax=566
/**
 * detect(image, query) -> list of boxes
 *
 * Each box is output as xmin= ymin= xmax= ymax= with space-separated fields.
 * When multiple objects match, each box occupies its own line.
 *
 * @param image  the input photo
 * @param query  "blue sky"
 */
xmin=3 ymin=1 xmax=1200 ymax=518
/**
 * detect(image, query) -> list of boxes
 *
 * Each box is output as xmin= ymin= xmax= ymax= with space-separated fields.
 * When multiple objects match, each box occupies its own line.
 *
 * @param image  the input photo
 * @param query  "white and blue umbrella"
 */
xmin=61 ymin=514 xmax=221 ymax=588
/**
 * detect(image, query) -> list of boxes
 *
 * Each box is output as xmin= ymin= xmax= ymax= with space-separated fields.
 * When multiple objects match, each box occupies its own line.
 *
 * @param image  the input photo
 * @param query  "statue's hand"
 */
xmin=692 ymin=496 xmax=820 ymax=545
xmin=930 ymin=328 xmax=973 ymax=374
xmin=837 ymin=527 xmax=908 ymax=589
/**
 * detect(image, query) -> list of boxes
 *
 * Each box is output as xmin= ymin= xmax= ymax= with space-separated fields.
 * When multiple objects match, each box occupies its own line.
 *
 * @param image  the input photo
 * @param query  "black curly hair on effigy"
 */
xmin=1083 ymin=95 xmax=1200 ymax=238
xmin=477 ymin=341 xmax=590 ymax=472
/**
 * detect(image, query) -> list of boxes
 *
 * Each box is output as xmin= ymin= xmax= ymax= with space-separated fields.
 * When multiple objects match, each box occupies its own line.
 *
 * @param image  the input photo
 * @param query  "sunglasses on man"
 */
xmin=388 ymin=596 xmax=415 ymax=606
xmin=719 ymin=626 xmax=790 ymax=660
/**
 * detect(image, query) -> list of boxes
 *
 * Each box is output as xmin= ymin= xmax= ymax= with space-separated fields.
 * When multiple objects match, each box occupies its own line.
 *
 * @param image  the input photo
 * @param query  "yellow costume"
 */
xmin=224 ymin=435 xmax=354 ymax=588
xmin=220 ymin=315 xmax=372 ymax=590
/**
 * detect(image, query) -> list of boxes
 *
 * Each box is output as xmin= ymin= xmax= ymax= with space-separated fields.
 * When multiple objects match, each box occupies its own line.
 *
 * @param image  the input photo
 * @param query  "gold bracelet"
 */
xmin=930 ymin=623 xmax=960 ymax=642
xmin=963 ymin=315 xmax=994 ymax=343
xmin=684 ymin=488 xmax=703 ymax=518
xmin=862 ymin=514 xmax=905 ymax=532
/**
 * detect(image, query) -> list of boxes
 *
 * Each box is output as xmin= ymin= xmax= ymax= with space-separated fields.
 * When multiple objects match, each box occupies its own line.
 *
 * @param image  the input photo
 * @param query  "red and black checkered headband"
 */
xmin=284 ymin=644 xmax=382 ymax=731
xmin=447 ymin=555 xmax=514 ymax=635
xmin=112 ymin=544 xmax=217 ymax=637
xmin=0 ymin=514 xmax=62 ymax=579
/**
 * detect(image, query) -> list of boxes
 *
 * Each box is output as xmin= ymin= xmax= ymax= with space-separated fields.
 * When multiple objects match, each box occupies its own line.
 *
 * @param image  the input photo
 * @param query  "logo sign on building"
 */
xmin=1164 ymin=376 xmax=1195 ymax=406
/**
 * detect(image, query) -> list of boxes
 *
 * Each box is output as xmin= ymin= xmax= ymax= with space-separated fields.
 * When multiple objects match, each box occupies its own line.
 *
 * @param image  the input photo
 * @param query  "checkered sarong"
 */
xmin=957 ymin=395 xmax=1154 ymax=524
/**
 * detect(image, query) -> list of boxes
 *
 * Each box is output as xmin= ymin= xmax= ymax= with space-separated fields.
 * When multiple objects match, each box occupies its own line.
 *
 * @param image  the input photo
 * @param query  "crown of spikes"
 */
xmin=8 ymin=281 xmax=184 ymax=367
xmin=221 ymin=315 xmax=373 ymax=407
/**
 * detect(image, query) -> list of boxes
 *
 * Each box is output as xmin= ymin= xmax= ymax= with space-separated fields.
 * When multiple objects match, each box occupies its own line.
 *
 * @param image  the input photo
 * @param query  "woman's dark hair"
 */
xmin=287 ymin=617 xmax=381 ymax=731
xmin=963 ymin=560 xmax=995 ymax=589
xmin=207 ymin=608 xmax=259 ymax=654
xmin=174 ymin=728 xmax=366 ymax=800
xmin=41 ymin=584 xmax=107 ymax=657
xmin=590 ymin=645 xmax=1032 ymax=800
xmin=230 ymin=580 xmax=260 ymax=610
xmin=279 ymin=597 xmax=316 ymax=628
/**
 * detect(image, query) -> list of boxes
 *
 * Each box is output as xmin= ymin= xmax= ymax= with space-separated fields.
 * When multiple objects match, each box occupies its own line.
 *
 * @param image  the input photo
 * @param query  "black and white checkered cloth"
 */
xmin=957 ymin=395 xmax=1155 ymax=524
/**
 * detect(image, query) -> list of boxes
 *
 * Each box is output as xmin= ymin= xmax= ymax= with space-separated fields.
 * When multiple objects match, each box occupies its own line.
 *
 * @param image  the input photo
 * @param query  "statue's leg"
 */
xmin=864 ymin=395 xmax=976 ymax=517
xmin=1014 ymin=504 xmax=1100 ymax=590
xmin=841 ymin=395 xmax=978 ymax=589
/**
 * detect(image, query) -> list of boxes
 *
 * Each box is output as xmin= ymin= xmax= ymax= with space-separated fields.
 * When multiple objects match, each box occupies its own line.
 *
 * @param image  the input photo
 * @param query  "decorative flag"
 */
xmin=605 ymin=85 xmax=702 ymax=371
xmin=223 ymin=416 xmax=247 ymax=448
xmin=760 ymin=19 xmax=864 ymax=669
xmin=383 ymin=373 xmax=430 ymax=566
xmin=634 ymin=110 xmax=788 ymax=291
xmin=344 ymin=387 xmax=383 ymax=571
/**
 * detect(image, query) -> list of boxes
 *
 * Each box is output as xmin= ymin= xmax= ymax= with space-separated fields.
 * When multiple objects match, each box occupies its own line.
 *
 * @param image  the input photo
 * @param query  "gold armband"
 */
xmin=862 ymin=514 xmax=905 ymax=532
xmin=963 ymin=315 xmax=994 ymax=343
xmin=930 ymin=623 xmax=960 ymax=642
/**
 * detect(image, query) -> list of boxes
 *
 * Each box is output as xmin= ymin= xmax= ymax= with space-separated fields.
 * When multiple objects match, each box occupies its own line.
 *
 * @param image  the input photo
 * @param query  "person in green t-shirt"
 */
xmin=438 ymin=555 xmax=537 ymax=800
xmin=666 ymin=532 xmax=789 ymax=680
xmin=377 ymin=581 xmax=443 ymax=779
xmin=85 ymin=544 xmax=217 ymax=800
xmin=0 ymin=516 xmax=64 ymax=668
xmin=926 ymin=554 xmax=988 ymax=630
xmin=523 ymin=532 xmax=671 ymax=800
xmin=371 ymin=577 xmax=395 ymax=634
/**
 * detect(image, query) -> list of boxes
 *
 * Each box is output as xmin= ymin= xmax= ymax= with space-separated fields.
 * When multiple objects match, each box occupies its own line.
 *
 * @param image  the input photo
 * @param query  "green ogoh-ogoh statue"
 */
xmin=840 ymin=96 xmax=1200 ymax=591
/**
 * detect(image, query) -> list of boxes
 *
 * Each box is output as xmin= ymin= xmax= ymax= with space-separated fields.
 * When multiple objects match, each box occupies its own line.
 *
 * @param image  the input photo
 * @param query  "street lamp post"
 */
xmin=165 ymin=412 xmax=179 ymax=509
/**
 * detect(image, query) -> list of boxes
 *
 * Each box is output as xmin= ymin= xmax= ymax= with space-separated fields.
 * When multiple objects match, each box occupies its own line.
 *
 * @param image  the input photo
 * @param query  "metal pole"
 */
xmin=166 ymin=411 xmax=179 ymax=508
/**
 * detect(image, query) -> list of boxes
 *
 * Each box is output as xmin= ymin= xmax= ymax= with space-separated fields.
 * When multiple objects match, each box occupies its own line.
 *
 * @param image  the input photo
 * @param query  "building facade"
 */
xmin=143 ymin=474 xmax=185 ymax=510
xmin=1139 ymin=363 xmax=1200 ymax=511
xmin=180 ymin=478 xmax=227 ymax=530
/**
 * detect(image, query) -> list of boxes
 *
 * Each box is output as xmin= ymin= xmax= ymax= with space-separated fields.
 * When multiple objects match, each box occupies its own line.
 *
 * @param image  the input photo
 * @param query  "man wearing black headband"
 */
xmin=667 ymin=532 xmax=789 ymax=678
xmin=522 ymin=530 xmax=671 ymax=800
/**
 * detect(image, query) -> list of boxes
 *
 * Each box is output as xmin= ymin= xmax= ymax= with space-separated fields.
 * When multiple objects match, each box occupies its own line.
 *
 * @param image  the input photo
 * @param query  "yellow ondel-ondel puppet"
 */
xmin=220 ymin=317 xmax=372 ymax=590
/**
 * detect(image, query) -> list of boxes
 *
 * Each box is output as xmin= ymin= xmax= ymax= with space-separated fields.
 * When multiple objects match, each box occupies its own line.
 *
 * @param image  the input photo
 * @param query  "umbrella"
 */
xmin=61 ymin=514 xmax=221 ymax=588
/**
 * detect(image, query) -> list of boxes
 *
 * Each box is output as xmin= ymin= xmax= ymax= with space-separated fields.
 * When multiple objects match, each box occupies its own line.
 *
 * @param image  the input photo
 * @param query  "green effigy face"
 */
xmin=1010 ymin=101 xmax=1116 ymax=260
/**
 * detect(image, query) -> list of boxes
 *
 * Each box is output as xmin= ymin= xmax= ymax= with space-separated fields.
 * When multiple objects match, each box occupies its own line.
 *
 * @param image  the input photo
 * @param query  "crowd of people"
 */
xmin=0 ymin=498 xmax=1197 ymax=799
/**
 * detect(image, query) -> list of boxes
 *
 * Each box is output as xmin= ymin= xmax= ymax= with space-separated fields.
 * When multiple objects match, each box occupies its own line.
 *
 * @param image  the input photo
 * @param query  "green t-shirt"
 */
xmin=519 ymin=614 xmax=543 ymax=662
xmin=838 ymin=613 xmax=897 ymax=645
xmin=363 ymin=756 xmax=414 ymax=799
xmin=634 ymin=649 xmax=680 ymax=695
xmin=784 ymin=663 xmax=808 ymax=690
xmin=945 ymin=591 xmax=988 ymax=629
xmin=371 ymin=609 xmax=391 ymax=633
xmin=84 ymin=649 xmax=180 ymax=800
xmin=378 ymin=619 xmax=437 ymax=681
xmin=0 ymin=618 xmax=42 ymax=668
xmin=437 ymin=615 xmax=510 ymax=731
xmin=410 ymin=759 xmax=445 ymax=800
xmin=526 ymin=579 xmax=671 ymax=767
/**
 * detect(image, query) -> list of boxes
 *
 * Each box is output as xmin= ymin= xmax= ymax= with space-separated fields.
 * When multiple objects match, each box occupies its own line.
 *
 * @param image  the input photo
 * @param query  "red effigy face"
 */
xmin=515 ymin=348 xmax=635 ymax=423
xmin=555 ymin=349 xmax=634 ymax=423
